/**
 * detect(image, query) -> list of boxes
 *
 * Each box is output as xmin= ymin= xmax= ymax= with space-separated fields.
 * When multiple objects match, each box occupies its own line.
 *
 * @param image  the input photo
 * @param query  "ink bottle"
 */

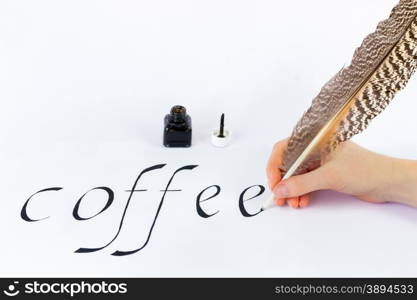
xmin=163 ymin=105 xmax=192 ymax=147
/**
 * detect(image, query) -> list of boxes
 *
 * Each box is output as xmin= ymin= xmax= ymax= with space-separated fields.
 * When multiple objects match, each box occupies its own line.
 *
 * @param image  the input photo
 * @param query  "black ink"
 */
xmin=75 ymin=164 xmax=166 ymax=254
xmin=112 ymin=164 xmax=198 ymax=256
xmin=239 ymin=185 xmax=265 ymax=217
xmin=21 ymin=187 xmax=63 ymax=222
xmin=219 ymin=113 xmax=225 ymax=138
xmin=73 ymin=187 xmax=114 ymax=221
xmin=196 ymin=185 xmax=221 ymax=218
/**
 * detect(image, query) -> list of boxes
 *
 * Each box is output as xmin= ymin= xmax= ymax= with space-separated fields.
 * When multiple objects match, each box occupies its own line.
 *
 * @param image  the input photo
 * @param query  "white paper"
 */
xmin=1 ymin=0 xmax=416 ymax=277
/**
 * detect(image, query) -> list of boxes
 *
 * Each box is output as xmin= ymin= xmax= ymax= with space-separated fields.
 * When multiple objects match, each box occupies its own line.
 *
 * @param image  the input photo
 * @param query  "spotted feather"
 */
xmin=280 ymin=0 xmax=417 ymax=178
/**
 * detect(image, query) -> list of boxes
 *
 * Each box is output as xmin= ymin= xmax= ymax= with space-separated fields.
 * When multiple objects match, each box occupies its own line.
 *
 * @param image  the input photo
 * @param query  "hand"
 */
xmin=266 ymin=138 xmax=417 ymax=208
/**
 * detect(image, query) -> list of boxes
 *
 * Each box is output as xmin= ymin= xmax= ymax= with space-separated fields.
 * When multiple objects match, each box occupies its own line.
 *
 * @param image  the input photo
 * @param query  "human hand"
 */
xmin=266 ymin=138 xmax=417 ymax=208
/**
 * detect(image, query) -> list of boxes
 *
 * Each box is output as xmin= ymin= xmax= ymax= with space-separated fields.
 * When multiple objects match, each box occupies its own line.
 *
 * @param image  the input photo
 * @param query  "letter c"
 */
xmin=21 ymin=187 xmax=63 ymax=222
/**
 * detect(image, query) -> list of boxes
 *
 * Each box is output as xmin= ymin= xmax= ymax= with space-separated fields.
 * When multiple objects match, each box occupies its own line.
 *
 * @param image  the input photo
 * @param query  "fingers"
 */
xmin=274 ymin=195 xmax=310 ymax=208
xmin=287 ymin=195 xmax=309 ymax=208
xmin=288 ymin=197 xmax=299 ymax=208
xmin=266 ymin=139 xmax=289 ymax=190
xmin=299 ymin=195 xmax=309 ymax=208
xmin=273 ymin=167 xmax=331 ymax=198
xmin=267 ymin=138 xmax=319 ymax=209
xmin=275 ymin=197 xmax=286 ymax=206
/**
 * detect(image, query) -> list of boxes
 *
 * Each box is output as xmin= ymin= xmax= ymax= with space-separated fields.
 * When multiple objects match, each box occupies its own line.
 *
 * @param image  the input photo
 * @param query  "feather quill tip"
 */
xmin=261 ymin=194 xmax=276 ymax=211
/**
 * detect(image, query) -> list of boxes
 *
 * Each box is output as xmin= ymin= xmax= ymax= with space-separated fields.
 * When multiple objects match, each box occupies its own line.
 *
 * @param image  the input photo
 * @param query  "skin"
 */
xmin=266 ymin=138 xmax=417 ymax=209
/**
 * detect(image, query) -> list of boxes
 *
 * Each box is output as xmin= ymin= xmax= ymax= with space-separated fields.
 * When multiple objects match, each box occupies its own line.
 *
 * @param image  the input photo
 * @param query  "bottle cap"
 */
xmin=211 ymin=113 xmax=231 ymax=147
xmin=211 ymin=129 xmax=231 ymax=147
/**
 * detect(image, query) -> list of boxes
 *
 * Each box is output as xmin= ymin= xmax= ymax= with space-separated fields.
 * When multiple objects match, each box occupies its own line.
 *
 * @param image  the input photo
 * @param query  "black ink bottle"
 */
xmin=163 ymin=105 xmax=192 ymax=147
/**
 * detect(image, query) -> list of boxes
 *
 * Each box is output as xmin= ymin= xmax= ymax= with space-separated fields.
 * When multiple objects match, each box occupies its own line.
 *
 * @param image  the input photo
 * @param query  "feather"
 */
xmin=280 ymin=0 xmax=417 ymax=179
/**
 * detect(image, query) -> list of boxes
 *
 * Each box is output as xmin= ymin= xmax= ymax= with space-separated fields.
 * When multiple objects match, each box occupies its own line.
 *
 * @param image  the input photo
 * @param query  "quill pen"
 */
xmin=262 ymin=0 xmax=417 ymax=210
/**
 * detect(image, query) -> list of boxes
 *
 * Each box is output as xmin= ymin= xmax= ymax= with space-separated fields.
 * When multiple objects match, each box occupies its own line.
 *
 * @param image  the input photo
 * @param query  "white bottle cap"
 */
xmin=211 ymin=129 xmax=231 ymax=147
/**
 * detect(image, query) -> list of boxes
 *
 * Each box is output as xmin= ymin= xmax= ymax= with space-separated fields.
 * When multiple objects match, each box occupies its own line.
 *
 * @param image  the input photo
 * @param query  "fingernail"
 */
xmin=289 ymin=199 xmax=299 ymax=208
xmin=273 ymin=183 xmax=289 ymax=198
xmin=275 ymin=198 xmax=285 ymax=206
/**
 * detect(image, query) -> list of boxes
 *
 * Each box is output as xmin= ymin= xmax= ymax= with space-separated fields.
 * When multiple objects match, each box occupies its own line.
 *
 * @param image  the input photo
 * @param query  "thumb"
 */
xmin=273 ymin=168 xmax=332 ymax=198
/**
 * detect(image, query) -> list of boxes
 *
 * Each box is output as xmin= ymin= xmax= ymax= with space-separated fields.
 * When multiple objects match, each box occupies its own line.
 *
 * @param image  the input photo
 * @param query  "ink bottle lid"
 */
xmin=211 ymin=113 xmax=230 ymax=147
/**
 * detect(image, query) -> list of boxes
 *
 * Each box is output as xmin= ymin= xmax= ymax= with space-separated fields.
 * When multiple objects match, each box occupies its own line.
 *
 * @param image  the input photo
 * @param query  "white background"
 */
xmin=1 ymin=0 xmax=417 ymax=277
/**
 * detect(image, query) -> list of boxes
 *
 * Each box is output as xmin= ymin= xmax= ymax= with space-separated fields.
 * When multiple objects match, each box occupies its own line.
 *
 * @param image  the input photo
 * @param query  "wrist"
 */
xmin=382 ymin=157 xmax=417 ymax=207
